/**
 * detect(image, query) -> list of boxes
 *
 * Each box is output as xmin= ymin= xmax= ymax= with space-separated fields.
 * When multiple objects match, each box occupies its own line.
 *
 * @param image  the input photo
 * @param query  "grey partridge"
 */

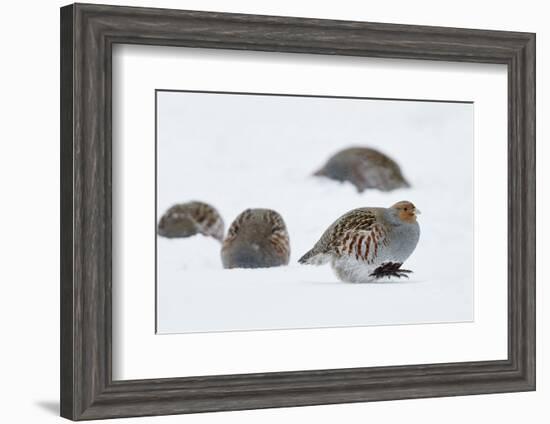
xmin=299 ymin=201 xmax=420 ymax=283
xmin=314 ymin=147 xmax=410 ymax=192
xmin=221 ymin=208 xmax=290 ymax=269
xmin=157 ymin=201 xmax=224 ymax=242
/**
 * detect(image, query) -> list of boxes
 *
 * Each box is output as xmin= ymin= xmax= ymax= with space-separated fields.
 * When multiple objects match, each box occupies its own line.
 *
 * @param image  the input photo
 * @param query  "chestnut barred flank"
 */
xmin=299 ymin=203 xmax=420 ymax=283
xmin=157 ymin=201 xmax=225 ymax=242
xmin=313 ymin=147 xmax=410 ymax=193
xmin=222 ymin=208 xmax=290 ymax=269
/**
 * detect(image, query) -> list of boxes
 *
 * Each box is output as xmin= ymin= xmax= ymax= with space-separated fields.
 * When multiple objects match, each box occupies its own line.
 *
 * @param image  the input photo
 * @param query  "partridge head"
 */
xmin=221 ymin=208 xmax=291 ymax=269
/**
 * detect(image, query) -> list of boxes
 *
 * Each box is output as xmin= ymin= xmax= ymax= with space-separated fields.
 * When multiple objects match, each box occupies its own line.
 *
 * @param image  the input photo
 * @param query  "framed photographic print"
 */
xmin=60 ymin=3 xmax=535 ymax=420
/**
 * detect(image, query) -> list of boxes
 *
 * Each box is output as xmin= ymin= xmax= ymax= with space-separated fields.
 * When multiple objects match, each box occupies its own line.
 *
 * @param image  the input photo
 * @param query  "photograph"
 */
xmin=155 ymin=90 xmax=474 ymax=334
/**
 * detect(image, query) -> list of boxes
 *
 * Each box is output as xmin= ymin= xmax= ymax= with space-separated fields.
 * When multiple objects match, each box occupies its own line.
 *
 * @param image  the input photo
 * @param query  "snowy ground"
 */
xmin=156 ymin=91 xmax=474 ymax=334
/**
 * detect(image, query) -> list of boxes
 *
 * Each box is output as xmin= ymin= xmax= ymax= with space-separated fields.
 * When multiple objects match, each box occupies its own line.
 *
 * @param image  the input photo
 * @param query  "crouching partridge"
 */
xmin=157 ymin=201 xmax=225 ymax=242
xmin=221 ymin=208 xmax=290 ymax=269
xmin=298 ymin=201 xmax=420 ymax=283
xmin=313 ymin=147 xmax=410 ymax=193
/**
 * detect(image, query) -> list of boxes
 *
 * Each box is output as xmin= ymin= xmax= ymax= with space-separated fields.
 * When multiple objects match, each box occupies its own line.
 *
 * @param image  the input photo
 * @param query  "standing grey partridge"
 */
xmin=221 ymin=208 xmax=290 ymax=269
xmin=299 ymin=201 xmax=420 ymax=283
xmin=157 ymin=201 xmax=225 ymax=242
xmin=313 ymin=147 xmax=410 ymax=192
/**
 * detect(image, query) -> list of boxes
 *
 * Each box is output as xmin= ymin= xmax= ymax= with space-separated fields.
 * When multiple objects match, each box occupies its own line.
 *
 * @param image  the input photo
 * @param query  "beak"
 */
xmin=415 ymin=209 xmax=421 ymax=215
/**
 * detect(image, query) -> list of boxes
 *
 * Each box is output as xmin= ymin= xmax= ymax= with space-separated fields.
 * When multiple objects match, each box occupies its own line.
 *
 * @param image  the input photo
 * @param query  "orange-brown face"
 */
xmin=391 ymin=201 xmax=420 ymax=223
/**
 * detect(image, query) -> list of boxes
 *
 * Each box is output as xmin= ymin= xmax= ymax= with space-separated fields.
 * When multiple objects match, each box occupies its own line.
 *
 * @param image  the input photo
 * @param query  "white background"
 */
xmin=0 ymin=0 xmax=546 ymax=423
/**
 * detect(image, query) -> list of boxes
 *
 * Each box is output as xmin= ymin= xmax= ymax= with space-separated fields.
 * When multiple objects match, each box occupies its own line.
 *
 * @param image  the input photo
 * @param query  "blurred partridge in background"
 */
xmin=299 ymin=201 xmax=420 ymax=283
xmin=157 ymin=201 xmax=225 ymax=242
xmin=313 ymin=147 xmax=410 ymax=192
xmin=221 ymin=208 xmax=290 ymax=269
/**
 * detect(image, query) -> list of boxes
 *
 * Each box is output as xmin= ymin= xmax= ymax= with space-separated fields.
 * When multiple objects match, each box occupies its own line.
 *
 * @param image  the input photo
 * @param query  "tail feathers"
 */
xmin=298 ymin=249 xmax=331 ymax=265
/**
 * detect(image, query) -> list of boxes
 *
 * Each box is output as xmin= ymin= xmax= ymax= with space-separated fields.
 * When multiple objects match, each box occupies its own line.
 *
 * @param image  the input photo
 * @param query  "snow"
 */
xmin=156 ymin=91 xmax=474 ymax=334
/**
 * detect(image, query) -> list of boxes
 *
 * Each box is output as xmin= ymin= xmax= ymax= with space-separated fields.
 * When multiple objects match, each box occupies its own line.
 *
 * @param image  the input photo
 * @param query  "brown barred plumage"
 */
xmin=298 ymin=202 xmax=420 ymax=283
xmin=221 ymin=208 xmax=290 ymax=269
xmin=313 ymin=147 xmax=410 ymax=193
xmin=157 ymin=201 xmax=225 ymax=242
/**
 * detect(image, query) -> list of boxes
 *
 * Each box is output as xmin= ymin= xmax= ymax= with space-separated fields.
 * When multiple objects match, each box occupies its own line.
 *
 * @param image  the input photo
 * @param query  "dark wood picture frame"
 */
xmin=60 ymin=3 xmax=536 ymax=420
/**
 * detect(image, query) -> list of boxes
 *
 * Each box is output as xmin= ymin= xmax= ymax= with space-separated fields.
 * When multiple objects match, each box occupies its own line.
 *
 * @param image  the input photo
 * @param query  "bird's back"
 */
xmin=314 ymin=147 xmax=410 ymax=192
xmin=158 ymin=201 xmax=224 ymax=241
xmin=299 ymin=208 xmax=383 ymax=264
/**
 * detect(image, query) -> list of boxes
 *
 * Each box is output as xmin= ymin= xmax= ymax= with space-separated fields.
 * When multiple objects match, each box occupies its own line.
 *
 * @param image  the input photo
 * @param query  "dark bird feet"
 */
xmin=370 ymin=262 xmax=412 ymax=280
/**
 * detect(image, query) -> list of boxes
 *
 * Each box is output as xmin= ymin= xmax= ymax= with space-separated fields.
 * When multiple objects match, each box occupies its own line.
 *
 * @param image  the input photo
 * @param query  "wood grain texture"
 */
xmin=60 ymin=4 xmax=75 ymax=419
xmin=60 ymin=3 xmax=536 ymax=420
